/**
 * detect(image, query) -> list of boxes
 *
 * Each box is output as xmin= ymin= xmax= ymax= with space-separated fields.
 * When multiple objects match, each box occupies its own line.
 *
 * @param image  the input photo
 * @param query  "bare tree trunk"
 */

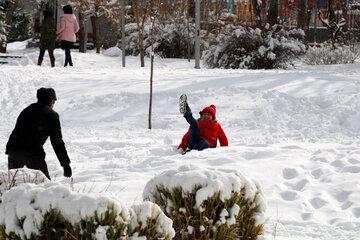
xmin=327 ymin=0 xmax=336 ymax=23
xmin=297 ymin=0 xmax=312 ymax=41
xmin=188 ymin=0 xmax=195 ymax=19
xmin=79 ymin=13 xmax=86 ymax=53
xmin=251 ymin=0 xmax=262 ymax=27
xmin=305 ymin=3 xmax=312 ymax=34
xmin=267 ymin=0 xmax=278 ymax=26
xmin=148 ymin=5 xmax=157 ymax=130
xmin=297 ymin=0 xmax=306 ymax=29
xmin=149 ymin=31 xmax=154 ymax=130
xmin=131 ymin=0 xmax=145 ymax=67
xmin=342 ymin=0 xmax=349 ymax=32
xmin=91 ymin=16 xmax=97 ymax=52
xmin=187 ymin=12 xmax=191 ymax=62
xmin=94 ymin=16 xmax=101 ymax=53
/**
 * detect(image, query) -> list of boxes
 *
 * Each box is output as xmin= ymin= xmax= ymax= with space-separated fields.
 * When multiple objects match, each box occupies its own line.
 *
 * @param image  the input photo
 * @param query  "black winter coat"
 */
xmin=40 ymin=16 xmax=56 ymax=50
xmin=5 ymin=102 xmax=70 ymax=167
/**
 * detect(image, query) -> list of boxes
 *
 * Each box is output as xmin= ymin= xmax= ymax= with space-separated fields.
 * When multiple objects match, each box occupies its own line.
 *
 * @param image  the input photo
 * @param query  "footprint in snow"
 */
xmin=293 ymin=179 xmax=309 ymax=191
xmin=280 ymin=191 xmax=298 ymax=201
xmin=310 ymin=197 xmax=327 ymax=209
xmin=330 ymin=160 xmax=346 ymax=169
xmin=282 ymin=168 xmax=299 ymax=180
xmin=341 ymin=165 xmax=360 ymax=173
xmin=352 ymin=208 xmax=360 ymax=218
xmin=333 ymin=190 xmax=352 ymax=203
xmin=311 ymin=169 xmax=323 ymax=179
xmin=348 ymin=158 xmax=360 ymax=164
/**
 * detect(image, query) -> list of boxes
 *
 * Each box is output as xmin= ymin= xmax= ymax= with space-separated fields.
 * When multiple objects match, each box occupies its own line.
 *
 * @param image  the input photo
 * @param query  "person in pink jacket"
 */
xmin=56 ymin=5 xmax=79 ymax=67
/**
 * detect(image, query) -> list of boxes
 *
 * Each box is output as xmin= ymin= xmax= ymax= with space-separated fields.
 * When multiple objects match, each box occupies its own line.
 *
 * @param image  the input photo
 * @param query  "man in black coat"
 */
xmin=5 ymin=88 xmax=72 ymax=180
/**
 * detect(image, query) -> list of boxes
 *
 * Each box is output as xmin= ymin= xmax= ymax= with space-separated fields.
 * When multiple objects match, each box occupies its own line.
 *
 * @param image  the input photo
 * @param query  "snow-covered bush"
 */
xmin=0 ymin=182 xmax=131 ymax=239
xmin=0 ymin=169 xmax=49 ymax=200
xmin=143 ymin=165 xmax=266 ymax=240
xmin=303 ymin=42 xmax=360 ymax=65
xmin=130 ymin=201 xmax=175 ymax=239
xmin=124 ymin=20 xmax=197 ymax=58
xmin=203 ymin=24 xmax=306 ymax=69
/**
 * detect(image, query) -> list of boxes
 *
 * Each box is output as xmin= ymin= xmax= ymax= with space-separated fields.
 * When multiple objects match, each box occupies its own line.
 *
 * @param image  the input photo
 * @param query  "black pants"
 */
xmin=39 ymin=48 xmax=54 ymax=60
xmin=64 ymin=49 xmax=73 ymax=66
xmin=8 ymin=151 xmax=51 ymax=180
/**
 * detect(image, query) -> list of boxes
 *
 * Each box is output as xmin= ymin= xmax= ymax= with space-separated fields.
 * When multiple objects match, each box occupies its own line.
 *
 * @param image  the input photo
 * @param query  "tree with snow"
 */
xmin=0 ymin=0 xmax=18 ymax=53
xmin=69 ymin=0 xmax=122 ymax=54
xmin=8 ymin=3 xmax=32 ymax=42
xmin=0 ymin=6 xmax=6 ymax=52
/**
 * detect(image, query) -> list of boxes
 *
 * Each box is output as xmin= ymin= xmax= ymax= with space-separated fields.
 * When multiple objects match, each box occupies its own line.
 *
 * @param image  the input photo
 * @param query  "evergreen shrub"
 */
xmin=0 ymin=207 xmax=128 ymax=240
xmin=130 ymin=201 xmax=175 ymax=239
xmin=0 ymin=171 xmax=175 ymax=240
xmin=0 ymin=182 xmax=131 ymax=239
xmin=143 ymin=165 xmax=266 ymax=240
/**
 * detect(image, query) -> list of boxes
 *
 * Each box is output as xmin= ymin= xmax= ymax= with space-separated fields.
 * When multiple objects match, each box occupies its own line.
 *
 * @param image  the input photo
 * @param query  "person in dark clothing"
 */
xmin=5 ymin=88 xmax=72 ymax=180
xmin=38 ymin=11 xmax=57 ymax=67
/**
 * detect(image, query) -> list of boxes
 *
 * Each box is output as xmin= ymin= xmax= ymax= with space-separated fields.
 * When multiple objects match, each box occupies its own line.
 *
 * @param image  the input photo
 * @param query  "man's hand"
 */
xmin=63 ymin=165 xmax=72 ymax=178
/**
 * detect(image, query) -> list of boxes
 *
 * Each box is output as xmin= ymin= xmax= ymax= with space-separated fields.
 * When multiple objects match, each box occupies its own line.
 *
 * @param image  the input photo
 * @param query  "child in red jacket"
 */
xmin=177 ymin=94 xmax=228 ymax=154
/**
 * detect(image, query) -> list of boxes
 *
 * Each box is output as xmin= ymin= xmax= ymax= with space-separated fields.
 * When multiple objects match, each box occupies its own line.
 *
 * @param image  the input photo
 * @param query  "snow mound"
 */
xmin=103 ymin=47 xmax=122 ymax=57
xmin=0 ymin=169 xmax=50 ymax=196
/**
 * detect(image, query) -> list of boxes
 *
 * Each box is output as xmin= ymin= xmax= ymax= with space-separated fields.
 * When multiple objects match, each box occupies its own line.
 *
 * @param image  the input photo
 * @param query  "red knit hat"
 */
xmin=200 ymin=105 xmax=216 ymax=119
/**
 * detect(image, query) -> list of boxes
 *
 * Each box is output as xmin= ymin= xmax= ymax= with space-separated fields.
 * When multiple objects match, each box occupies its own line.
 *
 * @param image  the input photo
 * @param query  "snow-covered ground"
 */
xmin=1 ymin=41 xmax=360 ymax=239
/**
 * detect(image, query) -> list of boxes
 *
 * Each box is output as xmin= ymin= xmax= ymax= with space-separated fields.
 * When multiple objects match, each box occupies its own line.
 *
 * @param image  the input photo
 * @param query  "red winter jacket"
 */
xmin=178 ymin=119 xmax=228 ymax=151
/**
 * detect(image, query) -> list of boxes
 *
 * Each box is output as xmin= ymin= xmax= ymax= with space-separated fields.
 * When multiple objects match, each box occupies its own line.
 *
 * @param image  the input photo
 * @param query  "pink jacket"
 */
xmin=56 ymin=14 xmax=79 ymax=42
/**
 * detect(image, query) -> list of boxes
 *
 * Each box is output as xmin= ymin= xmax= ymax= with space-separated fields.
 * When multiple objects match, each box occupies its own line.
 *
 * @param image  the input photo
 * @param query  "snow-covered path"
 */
xmin=1 ymin=43 xmax=360 ymax=239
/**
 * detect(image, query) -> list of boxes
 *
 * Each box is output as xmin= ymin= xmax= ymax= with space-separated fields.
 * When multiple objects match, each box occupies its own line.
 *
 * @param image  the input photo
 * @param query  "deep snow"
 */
xmin=1 ymin=41 xmax=360 ymax=239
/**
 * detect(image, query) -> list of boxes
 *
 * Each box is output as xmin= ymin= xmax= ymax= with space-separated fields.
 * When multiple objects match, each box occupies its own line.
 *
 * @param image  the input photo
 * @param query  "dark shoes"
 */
xmin=50 ymin=58 xmax=55 ymax=67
